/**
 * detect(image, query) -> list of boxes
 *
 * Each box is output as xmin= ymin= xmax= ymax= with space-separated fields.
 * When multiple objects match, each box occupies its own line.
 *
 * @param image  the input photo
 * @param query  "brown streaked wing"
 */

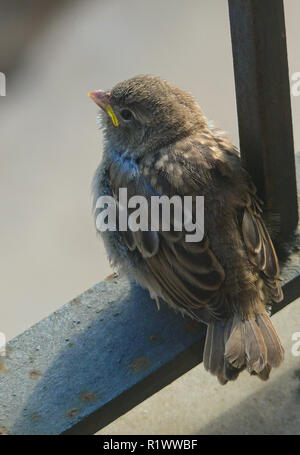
xmin=242 ymin=188 xmax=283 ymax=302
xmin=122 ymin=222 xmax=226 ymax=318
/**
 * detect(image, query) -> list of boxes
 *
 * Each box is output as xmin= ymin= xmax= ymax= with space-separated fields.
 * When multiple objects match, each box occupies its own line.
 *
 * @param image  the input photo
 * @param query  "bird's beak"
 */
xmin=88 ymin=90 xmax=119 ymax=127
xmin=88 ymin=89 xmax=110 ymax=108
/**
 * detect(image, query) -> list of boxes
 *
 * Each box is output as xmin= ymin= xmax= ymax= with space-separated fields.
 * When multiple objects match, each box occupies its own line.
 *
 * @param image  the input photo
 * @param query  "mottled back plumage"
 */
xmin=91 ymin=75 xmax=284 ymax=384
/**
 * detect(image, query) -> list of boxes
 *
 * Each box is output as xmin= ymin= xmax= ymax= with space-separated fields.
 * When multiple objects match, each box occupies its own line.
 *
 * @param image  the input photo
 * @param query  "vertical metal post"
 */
xmin=228 ymin=0 xmax=298 ymax=240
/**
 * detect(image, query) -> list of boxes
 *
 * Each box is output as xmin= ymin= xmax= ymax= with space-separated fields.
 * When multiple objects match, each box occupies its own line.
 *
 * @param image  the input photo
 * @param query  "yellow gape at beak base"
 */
xmin=106 ymin=106 xmax=119 ymax=127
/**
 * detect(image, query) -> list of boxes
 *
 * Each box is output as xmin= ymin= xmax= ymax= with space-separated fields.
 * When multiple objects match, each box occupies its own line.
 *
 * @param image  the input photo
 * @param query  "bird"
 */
xmin=89 ymin=75 xmax=284 ymax=384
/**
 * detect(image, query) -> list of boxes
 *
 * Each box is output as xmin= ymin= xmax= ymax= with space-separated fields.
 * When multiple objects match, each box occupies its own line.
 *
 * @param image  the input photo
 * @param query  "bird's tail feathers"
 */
xmin=203 ymin=313 xmax=284 ymax=384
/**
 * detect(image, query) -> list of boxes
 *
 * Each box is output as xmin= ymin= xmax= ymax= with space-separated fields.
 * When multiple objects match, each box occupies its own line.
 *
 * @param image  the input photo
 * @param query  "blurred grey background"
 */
xmin=0 ymin=0 xmax=299 ymax=434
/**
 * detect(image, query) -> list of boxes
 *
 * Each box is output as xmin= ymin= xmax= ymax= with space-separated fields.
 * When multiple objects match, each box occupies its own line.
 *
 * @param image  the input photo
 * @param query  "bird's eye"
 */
xmin=120 ymin=109 xmax=133 ymax=121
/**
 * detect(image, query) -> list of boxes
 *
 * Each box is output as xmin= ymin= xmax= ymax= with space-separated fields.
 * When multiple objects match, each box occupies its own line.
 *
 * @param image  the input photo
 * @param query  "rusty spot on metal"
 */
xmin=105 ymin=272 xmax=118 ymax=281
xmin=0 ymin=426 xmax=8 ymax=435
xmin=0 ymin=362 xmax=6 ymax=373
xmin=68 ymin=343 xmax=74 ymax=348
xmin=66 ymin=408 xmax=79 ymax=419
xmin=80 ymin=391 xmax=98 ymax=403
xmin=87 ymin=289 xmax=94 ymax=294
xmin=130 ymin=357 xmax=150 ymax=372
xmin=31 ymin=413 xmax=40 ymax=422
xmin=29 ymin=370 xmax=41 ymax=379
xmin=71 ymin=298 xmax=79 ymax=305
xmin=149 ymin=333 xmax=161 ymax=343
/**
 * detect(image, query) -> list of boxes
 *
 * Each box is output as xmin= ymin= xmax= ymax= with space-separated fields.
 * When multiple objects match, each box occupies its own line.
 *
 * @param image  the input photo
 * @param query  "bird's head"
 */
xmin=89 ymin=75 xmax=206 ymax=157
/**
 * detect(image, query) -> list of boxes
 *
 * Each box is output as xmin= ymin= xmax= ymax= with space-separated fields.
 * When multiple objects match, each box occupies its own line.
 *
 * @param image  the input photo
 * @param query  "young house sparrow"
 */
xmin=89 ymin=75 xmax=284 ymax=384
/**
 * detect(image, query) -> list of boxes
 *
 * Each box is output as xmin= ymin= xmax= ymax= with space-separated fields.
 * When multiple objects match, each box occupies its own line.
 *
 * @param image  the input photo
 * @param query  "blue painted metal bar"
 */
xmin=0 ymin=276 xmax=206 ymax=435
